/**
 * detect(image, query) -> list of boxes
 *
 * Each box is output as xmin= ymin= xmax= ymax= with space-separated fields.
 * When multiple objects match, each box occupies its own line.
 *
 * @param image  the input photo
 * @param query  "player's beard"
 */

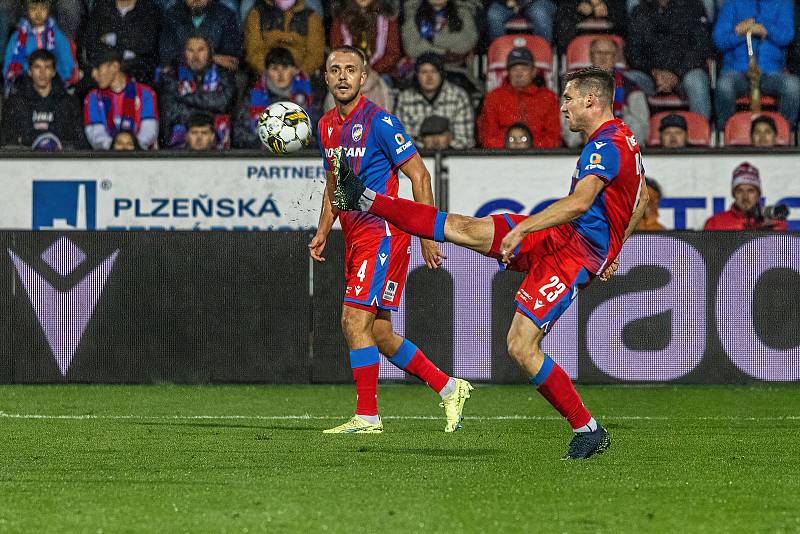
xmin=334 ymin=86 xmax=360 ymax=107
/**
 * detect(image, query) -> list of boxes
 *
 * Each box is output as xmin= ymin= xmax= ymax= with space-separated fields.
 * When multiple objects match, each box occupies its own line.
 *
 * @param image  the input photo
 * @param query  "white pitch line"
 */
xmin=0 ymin=412 xmax=798 ymax=422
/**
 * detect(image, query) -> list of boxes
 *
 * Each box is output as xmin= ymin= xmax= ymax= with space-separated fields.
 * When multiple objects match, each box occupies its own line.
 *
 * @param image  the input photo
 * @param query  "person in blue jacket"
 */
xmin=713 ymin=0 xmax=800 ymax=129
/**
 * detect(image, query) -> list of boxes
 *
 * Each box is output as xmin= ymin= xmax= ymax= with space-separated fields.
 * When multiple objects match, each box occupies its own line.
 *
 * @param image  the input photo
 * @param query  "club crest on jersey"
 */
xmin=383 ymin=280 xmax=398 ymax=302
xmin=352 ymin=124 xmax=363 ymax=142
xmin=395 ymin=133 xmax=405 ymax=145
xmin=325 ymin=146 xmax=366 ymax=159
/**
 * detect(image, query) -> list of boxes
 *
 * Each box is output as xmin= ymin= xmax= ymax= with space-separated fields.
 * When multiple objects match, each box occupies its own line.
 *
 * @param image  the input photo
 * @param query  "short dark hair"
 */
xmin=28 ymin=48 xmax=55 ymax=68
xmin=751 ymin=115 xmax=777 ymax=136
xmin=326 ymin=45 xmax=367 ymax=68
xmin=645 ymin=177 xmax=663 ymax=198
xmin=266 ymin=47 xmax=296 ymax=69
xmin=564 ymin=67 xmax=615 ymax=107
xmin=112 ymin=130 xmax=142 ymax=150
xmin=187 ymin=113 xmax=214 ymax=131
xmin=507 ymin=122 xmax=532 ymax=137
xmin=184 ymin=31 xmax=211 ymax=50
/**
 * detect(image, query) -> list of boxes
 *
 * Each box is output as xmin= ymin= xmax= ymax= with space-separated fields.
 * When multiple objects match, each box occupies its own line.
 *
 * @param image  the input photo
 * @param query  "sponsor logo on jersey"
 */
xmin=534 ymin=299 xmax=545 ymax=310
xmin=352 ymin=124 xmax=363 ymax=142
xmin=626 ymin=135 xmax=638 ymax=149
xmin=381 ymin=116 xmax=393 ymax=126
xmin=584 ymin=152 xmax=606 ymax=171
xmin=379 ymin=252 xmax=388 ymax=265
xmin=325 ymin=146 xmax=366 ymax=159
xmin=327 ymin=126 xmax=333 ymax=138
xmin=383 ymin=280 xmax=398 ymax=302
xmin=395 ymin=140 xmax=413 ymax=155
xmin=572 ymin=285 xmax=579 ymax=299
xmin=517 ymin=288 xmax=533 ymax=303
xmin=594 ymin=141 xmax=607 ymax=149
xmin=355 ymin=285 xmax=364 ymax=296
xmin=395 ymin=133 xmax=405 ymax=145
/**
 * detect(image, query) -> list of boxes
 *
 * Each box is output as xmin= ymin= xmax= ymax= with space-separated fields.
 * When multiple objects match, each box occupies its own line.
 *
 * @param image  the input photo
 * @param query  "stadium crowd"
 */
xmin=0 ymin=0 xmax=798 ymax=151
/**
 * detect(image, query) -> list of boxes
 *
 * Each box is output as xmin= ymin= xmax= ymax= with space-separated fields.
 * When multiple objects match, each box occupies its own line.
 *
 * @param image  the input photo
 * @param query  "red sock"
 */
xmin=532 ymin=355 xmax=591 ymax=430
xmin=350 ymin=347 xmax=380 ymax=416
xmin=388 ymin=339 xmax=450 ymax=393
xmin=370 ymin=194 xmax=447 ymax=241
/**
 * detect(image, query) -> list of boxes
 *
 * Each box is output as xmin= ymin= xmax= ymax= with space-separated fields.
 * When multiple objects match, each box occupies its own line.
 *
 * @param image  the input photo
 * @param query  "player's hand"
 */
xmin=421 ymin=239 xmax=447 ymax=269
xmin=308 ymin=232 xmax=327 ymax=262
xmin=500 ymin=228 xmax=524 ymax=265
xmin=599 ymin=257 xmax=619 ymax=282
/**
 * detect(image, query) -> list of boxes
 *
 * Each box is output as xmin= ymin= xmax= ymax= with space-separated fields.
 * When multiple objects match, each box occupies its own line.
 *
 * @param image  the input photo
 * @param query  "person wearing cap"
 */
xmin=1 ymin=48 xmax=82 ymax=149
xmin=658 ymin=113 xmax=689 ymax=148
xmin=159 ymin=32 xmax=236 ymax=148
xmin=478 ymin=46 xmax=561 ymax=148
xmin=750 ymin=115 xmax=778 ymax=148
xmin=704 ymin=162 xmax=788 ymax=231
xmin=161 ymin=0 xmax=241 ymax=71
xmin=244 ymin=0 xmax=323 ymax=77
xmin=83 ymin=46 xmax=159 ymax=150
xmin=2 ymin=0 xmax=77 ymax=96
xmin=395 ymin=52 xmax=474 ymax=149
xmin=233 ymin=46 xmax=313 ymax=148
xmin=79 ymin=0 xmax=161 ymax=86
xmin=419 ymin=115 xmax=453 ymax=150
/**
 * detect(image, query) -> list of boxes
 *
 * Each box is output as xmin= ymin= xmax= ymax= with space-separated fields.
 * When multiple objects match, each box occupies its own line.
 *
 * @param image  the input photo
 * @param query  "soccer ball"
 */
xmin=257 ymin=101 xmax=312 ymax=155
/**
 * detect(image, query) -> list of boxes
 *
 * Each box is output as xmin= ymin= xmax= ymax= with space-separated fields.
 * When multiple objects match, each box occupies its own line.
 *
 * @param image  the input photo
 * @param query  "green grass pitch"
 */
xmin=1 ymin=384 xmax=798 ymax=533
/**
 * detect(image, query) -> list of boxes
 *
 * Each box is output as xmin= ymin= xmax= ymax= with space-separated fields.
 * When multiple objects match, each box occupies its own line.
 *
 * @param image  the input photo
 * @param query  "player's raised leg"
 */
xmin=506 ymin=312 xmax=610 ymax=459
xmin=373 ymin=311 xmax=473 ymax=432
xmin=323 ymin=305 xmax=383 ymax=434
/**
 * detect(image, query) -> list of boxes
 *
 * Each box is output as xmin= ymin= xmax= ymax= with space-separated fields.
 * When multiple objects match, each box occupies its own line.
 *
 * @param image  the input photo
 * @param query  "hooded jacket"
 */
xmin=704 ymin=203 xmax=789 ymax=230
xmin=160 ymin=0 xmax=242 ymax=67
xmin=478 ymin=81 xmax=561 ymax=148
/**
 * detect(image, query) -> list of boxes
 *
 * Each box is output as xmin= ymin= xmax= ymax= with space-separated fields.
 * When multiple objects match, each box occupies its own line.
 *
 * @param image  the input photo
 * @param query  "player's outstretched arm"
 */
xmin=600 ymin=175 xmax=649 ymax=281
xmin=499 ymin=175 xmax=605 ymax=263
xmin=309 ymin=171 xmax=340 ymax=262
xmin=400 ymin=155 xmax=447 ymax=269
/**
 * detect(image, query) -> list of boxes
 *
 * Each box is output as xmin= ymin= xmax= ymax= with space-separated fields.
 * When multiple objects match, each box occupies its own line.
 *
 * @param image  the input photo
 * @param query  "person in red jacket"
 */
xmin=704 ymin=162 xmax=788 ymax=231
xmin=478 ymin=47 xmax=561 ymax=148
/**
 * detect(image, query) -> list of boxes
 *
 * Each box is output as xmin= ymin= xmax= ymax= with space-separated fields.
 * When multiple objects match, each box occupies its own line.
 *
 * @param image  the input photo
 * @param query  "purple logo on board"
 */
xmin=8 ymin=237 xmax=119 ymax=376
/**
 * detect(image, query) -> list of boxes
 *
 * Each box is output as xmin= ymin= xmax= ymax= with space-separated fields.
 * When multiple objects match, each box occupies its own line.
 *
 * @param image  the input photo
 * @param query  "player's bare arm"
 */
xmin=500 ymin=175 xmax=606 ymax=263
xmin=599 ymin=174 xmax=649 ymax=281
xmin=309 ymin=171 xmax=340 ymax=262
xmin=400 ymin=155 xmax=447 ymax=269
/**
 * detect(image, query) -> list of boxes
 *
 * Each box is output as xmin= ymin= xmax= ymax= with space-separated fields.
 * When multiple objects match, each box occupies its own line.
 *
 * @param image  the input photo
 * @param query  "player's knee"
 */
xmin=506 ymin=335 xmax=528 ymax=367
xmin=341 ymin=309 xmax=371 ymax=337
xmin=371 ymin=321 xmax=394 ymax=347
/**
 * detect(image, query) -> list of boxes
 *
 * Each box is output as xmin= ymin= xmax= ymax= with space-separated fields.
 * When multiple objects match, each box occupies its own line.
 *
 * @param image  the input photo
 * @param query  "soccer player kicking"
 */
xmin=311 ymin=45 xmax=473 ymax=434
xmin=332 ymin=67 xmax=649 ymax=458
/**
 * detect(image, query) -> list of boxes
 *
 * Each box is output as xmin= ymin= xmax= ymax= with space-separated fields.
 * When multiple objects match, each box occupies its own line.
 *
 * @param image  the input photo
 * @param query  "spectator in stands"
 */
xmin=233 ymin=46 xmax=312 ymax=148
xmin=478 ymin=47 xmax=560 ymax=148
xmin=626 ymin=0 xmax=713 ymax=119
xmin=84 ymin=47 xmax=159 ymax=150
xmin=0 ymin=0 xmax=84 ymax=44
xmin=329 ymin=0 xmax=400 ymax=77
xmin=2 ymin=0 xmax=77 ymax=96
xmin=161 ymin=0 xmax=241 ymax=71
xmin=750 ymin=114 xmax=778 ymax=147
xmin=554 ymin=0 xmax=627 ymax=52
xmin=111 ymin=129 xmax=141 ymax=150
xmin=402 ymin=0 xmax=479 ymax=92
xmin=418 ymin=114 xmax=453 ymax=149
xmin=240 ymin=0 xmax=323 ymax=24
xmin=505 ymin=122 xmax=533 ymax=148
xmin=713 ymin=0 xmax=800 ymax=129
xmin=486 ymin=0 xmax=556 ymax=43
xmin=395 ymin=52 xmax=474 ymax=149
xmin=79 ymin=0 xmax=162 ymax=86
xmin=185 ymin=112 xmax=218 ymax=150
xmin=244 ymin=0 xmax=323 ymax=77
xmin=658 ymin=113 xmax=688 ymax=148
xmin=704 ymin=162 xmax=788 ymax=230
xmin=563 ymin=36 xmax=649 ymax=146
xmin=159 ymin=33 xmax=235 ymax=148
xmin=636 ymin=177 xmax=666 ymax=230
xmin=0 ymin=48 xmax=82 ymax=149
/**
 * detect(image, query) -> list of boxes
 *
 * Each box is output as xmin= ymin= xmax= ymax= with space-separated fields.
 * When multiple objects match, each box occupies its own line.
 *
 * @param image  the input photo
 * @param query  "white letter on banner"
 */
xmin=717 ymin=235 xmax=800 ymax=381
xmin=586 ymin=235 xmax=706 ymax=381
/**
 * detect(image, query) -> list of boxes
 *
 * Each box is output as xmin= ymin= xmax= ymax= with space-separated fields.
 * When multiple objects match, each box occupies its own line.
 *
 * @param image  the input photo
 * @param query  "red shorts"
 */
xmin=343 ymin=231 xmax=411 ymax=313
xmin=489 ymin=214 xmax=594 ymax=333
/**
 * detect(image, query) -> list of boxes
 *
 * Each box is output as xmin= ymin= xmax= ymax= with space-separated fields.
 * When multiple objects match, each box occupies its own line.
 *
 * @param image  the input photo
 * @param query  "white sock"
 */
xmin=358 ymin=187 xmax=376 ymax=211
xmin=356 ymin=414 xmax=380 ymax=424
xmin=574 ymin=417 xmax=598 ymax=434
xmin=438 ymin=377 xmax=456 ymax=399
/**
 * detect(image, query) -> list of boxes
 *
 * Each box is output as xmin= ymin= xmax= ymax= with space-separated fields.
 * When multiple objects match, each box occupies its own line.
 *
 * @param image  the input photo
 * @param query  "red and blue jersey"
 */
xmin=569 ymin=118 xmax=644 ymax=274
xmin=83 ymin=79 xmax=158 ymax=134
xmin=318 ymin=96 xmax=417 ymax=241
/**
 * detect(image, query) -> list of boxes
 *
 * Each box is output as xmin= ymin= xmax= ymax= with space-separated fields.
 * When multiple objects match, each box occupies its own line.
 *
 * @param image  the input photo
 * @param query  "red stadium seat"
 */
xmin=646 ymin=111 xmax=712 ymax=147
xmin=563 ymin=34 xmax=625 ymax=73
xmin=735 ymin=95 xmax=777 ymax=110
xmin=486 ymin=34 xmax=555 ymax=92
xmin=723 ymin=111 xmax=791 ymax=146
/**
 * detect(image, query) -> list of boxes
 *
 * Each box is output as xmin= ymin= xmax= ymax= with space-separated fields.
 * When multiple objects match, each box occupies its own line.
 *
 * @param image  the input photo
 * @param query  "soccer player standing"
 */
xmin=333 ymin=67 xmax=648 ymax=458
xmin=311 ymin=46 xmax=473 ymax=434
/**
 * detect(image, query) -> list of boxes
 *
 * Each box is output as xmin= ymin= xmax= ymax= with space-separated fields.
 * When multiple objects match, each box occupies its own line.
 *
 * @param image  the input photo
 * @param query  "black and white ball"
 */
xmin=257 ymin=101 xmax=312 ymax=154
